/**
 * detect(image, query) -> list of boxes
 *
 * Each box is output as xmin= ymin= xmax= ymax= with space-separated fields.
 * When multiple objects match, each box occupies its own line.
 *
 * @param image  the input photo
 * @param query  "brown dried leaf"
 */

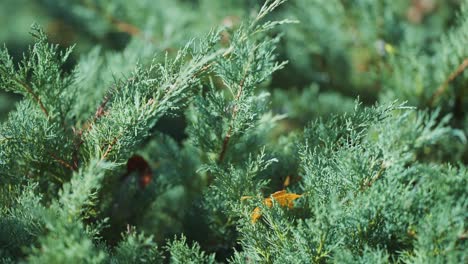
xmin=245 ymin=190 xmax=303 ymax=223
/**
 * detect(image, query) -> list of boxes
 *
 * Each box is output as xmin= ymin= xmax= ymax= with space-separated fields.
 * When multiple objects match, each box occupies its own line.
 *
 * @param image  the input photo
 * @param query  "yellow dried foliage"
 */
xmin=242 ymin=190 xmax=302 ymax=223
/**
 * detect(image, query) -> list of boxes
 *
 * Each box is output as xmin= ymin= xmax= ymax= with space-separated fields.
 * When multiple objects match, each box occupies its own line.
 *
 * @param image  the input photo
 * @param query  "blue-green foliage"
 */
xmin=0 ymin=0 xmax=467 ymax=263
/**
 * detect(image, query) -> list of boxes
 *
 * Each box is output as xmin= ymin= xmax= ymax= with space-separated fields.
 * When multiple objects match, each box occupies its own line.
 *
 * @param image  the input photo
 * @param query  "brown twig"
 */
xmin=93 ymin=91 xmax=112 ymax=123
xmin=101 ymin=136 xmax=119 ymax=161
xmin=362 ymin=162 xmax=386 ymax=191
xmin=429 ymin=58 xmax=468 ymax=106
xmin=80 ymin=0 xmax=155 ymax=44
xmin=218 ymin=126 xmax=233 ymax=163
xmin=50 ymin=152 xmax=75 ymax=171
xmin=459 ymin=231 xmax=468 ymax=241
xmin=218 ymin=73 xmax=247 ymax=163
xmin=112 ymin=19 xmax=142 ymax=37
xmin=109 ymin=16 xmax=157 ymax=44
xmin=70 ymin=87 xmax=115 ymax=169
xmin=193 ymin=47 xmax=234 ymax=79
xmin=194 ymin=62 xmax=215 ymax=78
xmin=71 ymin=126 xmax=84 ymax=170
xmin=15 ymin=79 xmax=49 ymax=118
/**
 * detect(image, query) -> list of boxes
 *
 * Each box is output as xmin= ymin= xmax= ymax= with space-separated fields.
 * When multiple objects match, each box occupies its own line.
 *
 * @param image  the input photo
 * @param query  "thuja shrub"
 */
xmin=0 ymin=0 xmax=467 ymax=263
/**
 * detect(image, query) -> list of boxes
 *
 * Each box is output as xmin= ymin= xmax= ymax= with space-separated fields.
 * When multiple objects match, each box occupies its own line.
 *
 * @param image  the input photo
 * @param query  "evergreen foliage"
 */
xmin=0 ymin=0 xmax=467 ymax=263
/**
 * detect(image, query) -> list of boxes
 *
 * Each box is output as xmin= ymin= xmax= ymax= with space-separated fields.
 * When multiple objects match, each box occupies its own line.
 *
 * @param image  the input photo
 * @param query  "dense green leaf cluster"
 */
xmin=0 ymin=0 xmax=467 ymax=263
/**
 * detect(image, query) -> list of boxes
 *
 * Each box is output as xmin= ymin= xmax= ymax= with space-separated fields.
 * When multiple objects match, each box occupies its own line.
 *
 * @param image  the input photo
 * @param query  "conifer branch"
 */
xmin=429 ymin=58 xmax=468 ymax=106
xmin=94 ymin=92 xmax=112 ymax=121
xmin=218 ymin=127 xmax=232 ymax=164
xmin=218 ymin=65 xmax=249 ymax=163
xmin=101 ymin=136 xmax=119 ymax=161
xmin=194 ymin=47 xmax=233 ymax=78
xmin=50 ymin=152 xmax=76 ymax=171
xmin=71 ymin=130 xmax=82 ymax=170
xmin=361 ymin=162 xmax=387 ymax=191
xmin=14 ymin=78 xmax=49 ymax=118
xmin=71 ymin=85 xmax=116 ymax=169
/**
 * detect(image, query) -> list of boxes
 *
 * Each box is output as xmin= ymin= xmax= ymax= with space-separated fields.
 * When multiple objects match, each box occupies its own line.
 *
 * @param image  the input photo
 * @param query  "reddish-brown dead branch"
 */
xmin=70 ymin=88 xmax=115 ymax=169
xmin=50 ymin=152 xmax=76 ymax=171
xmin=16 ymin=79 xmax=49 ymax=118
xmin=94 ymin=92 xmax=112 ymax=122
xmin=218 ymin=126 xmax=233 ymax=163
xmin=429 ymin=58 xmax=468 ymax=106
xmin=101 ymin=136 xmax=119 ymax=161
xmin=80 ymin=0 xmax=154 ymax=43
xmin=112 ymin=19 xmax=141 ymax=36
xmin=218 ymin=73 xmax=247 ymax=163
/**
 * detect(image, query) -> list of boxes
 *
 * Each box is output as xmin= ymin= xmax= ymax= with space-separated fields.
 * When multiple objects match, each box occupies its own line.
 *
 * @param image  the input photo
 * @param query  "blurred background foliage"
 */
xmin=5 ymin=0 xmax=465 ymax=162
xmin=1 ymin=0 xmax=466 ymax=136
xmin=0 ymin=0 xmax=465 ymax=158
xmin=1 ymin=1 xmax=466 ymax=175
